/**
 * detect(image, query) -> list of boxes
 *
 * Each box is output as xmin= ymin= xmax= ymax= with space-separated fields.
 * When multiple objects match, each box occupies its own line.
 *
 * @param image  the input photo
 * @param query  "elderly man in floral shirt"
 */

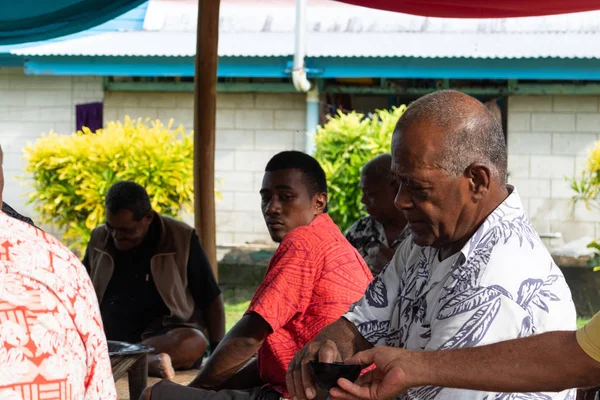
xmin=287 ymin=91 xmax=576 ymax=400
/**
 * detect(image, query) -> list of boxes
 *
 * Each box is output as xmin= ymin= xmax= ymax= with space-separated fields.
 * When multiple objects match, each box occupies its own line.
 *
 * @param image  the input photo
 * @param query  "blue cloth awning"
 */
xmin=0 ymin=0 xmax=146 ymax=45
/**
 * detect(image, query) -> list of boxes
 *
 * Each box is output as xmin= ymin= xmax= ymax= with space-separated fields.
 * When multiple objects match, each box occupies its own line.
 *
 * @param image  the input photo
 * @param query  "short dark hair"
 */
xmin=105 ymin=181 xmax=152 ymax=220
xmin=265 ymin=151 xmax=327 ymax=196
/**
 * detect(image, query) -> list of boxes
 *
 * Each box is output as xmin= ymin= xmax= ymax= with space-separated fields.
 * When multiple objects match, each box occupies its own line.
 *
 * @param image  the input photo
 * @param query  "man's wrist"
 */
xmin=405 ymin=350 xmax=438 ymax=388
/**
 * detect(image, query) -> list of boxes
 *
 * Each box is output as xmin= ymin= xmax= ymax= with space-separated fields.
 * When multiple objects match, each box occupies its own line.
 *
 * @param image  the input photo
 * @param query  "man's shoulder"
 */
xmin=159 ymin=214 xmax=194 ymax=233
xmin=438 ymin=211 xmax=566 ymax=297
xmin=278 ymin=215 xmax=358 ymax=258
xmin=89 ymin=224 xmax=109 ymax=243
xmin=461 ymin=232 xmax=572 ymax=310
xmin=0 ymin=213 xmax=83 ymax=272
xmin=0 ymin=212 xmax=56 ymax=249
xmin=283 ymin=214 xmax=335 ymax=241
xmin=90 ymin=224 xmax=106 ymax=234
xmin=345 ymin=215 xmax=372 ymax=236
xmin=278 ymin=224 xmax=318 ymax=252
xmin=462 ymin=208 xmax=548 ymax=269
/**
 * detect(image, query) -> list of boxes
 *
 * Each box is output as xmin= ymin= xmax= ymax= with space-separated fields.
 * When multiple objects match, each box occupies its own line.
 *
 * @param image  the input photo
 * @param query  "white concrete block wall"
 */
xmin=507 ymin=95 xmax=600 ymax=243
xmin=104 ymin=91 xmax=307 ymax=245
xmin=0 ymin=68 xmax=103 ymax=235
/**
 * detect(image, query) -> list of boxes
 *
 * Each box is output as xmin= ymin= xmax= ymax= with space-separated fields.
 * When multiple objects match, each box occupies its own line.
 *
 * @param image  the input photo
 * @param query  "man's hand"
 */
xmin=329 ymin=347 xmax=413 ymax=400
xmin=287 ymin=339 xmax=342 ymax=400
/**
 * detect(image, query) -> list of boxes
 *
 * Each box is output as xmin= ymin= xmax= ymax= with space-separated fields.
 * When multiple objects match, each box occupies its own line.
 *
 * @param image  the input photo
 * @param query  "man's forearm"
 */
xmin=217 ymin=358 xmax=263 ymax=390
xmin=190 ymin=313 xmax=268 ymax=389
xmin=189 ymin=333 xmax=261 ymax=388
xmin=316 ymin=317 xmax=373 ymax=360
xmin=206 ymin=294 xmax=225 ymax=347
xmin=409 ymin=331 xmax=600 ymax=392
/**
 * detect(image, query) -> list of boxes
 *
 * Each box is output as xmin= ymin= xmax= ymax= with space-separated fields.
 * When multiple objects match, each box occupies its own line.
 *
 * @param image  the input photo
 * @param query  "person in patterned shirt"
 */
xmin=287 ymin=90 xmax=576 ymax=400
xmin=346 ymin=154 xmax=409 ymax=275
xmin=0 ymin=144 xmax=117 ymax=399
xmin=142 ymin=151 xmax=372 ymax=400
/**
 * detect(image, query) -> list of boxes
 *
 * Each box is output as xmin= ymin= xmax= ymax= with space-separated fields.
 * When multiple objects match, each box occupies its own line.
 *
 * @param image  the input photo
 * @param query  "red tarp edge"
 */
xmin=335 ymin=0 xmax=600 ymax=18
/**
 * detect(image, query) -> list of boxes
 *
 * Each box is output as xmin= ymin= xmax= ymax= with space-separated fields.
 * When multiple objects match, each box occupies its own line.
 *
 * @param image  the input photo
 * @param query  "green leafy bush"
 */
xmin=23 ymin=117 xmax=196 ymax=255
xmin=314 ymin=106 xmax=406 ymax=231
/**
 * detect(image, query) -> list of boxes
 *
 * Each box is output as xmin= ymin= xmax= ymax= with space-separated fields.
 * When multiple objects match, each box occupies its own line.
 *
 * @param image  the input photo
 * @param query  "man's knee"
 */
xmin=169 ymin=328 xmax=208 ymax=350
xmin=168 ymin=328 xmax=208 ymax=367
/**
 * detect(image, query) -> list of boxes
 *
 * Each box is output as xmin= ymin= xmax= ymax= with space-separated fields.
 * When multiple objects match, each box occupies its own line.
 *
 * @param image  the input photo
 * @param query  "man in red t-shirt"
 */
xmin=143 ymin=151 xmax=372 ymax=400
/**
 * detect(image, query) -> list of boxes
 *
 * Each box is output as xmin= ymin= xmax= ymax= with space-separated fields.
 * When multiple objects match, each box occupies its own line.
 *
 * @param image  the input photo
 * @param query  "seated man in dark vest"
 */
xmin=83 ymin=181 xmax=225 ymax=379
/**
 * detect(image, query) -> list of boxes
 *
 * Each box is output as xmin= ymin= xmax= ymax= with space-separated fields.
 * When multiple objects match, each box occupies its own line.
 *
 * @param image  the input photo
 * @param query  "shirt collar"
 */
xmin=458 ymin=185 xmax=523 ymax=260
xmin=1 ymin=201 xmax=35 ymax=226
xmin=369 ymin=217 xmax=389 ymax=245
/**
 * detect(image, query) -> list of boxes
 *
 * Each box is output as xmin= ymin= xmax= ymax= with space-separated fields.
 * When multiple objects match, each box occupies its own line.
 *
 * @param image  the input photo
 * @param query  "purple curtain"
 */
xmin=76 ymin=102 xmax=103 ymax=132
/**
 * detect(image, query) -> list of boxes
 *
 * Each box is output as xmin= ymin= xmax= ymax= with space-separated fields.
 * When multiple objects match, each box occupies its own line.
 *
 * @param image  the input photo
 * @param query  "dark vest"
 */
xmin=86 ymin=214 xmax=199 ymax=328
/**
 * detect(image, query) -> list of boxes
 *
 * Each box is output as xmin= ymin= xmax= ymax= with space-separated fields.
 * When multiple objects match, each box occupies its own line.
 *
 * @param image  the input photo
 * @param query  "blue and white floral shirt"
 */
xmin=344 ymin=187 xmax=577 ymax=400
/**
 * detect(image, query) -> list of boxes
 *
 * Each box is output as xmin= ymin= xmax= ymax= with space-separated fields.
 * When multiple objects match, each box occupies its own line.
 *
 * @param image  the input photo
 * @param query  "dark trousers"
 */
xmin=145 ymin=380 xmax=283 ymax=400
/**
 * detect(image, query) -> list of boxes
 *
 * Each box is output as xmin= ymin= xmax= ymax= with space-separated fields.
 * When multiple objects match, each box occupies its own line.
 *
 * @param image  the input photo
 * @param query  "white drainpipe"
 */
xmin=292 ymin=0 xmax=311 ymax=92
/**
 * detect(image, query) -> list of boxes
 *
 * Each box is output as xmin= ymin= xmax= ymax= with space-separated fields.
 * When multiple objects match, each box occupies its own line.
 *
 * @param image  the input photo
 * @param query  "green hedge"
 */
xmin=23 ymin=117 xmax=196 ymax=255
xmin=314 ymin=106 xmax=406 ymax=231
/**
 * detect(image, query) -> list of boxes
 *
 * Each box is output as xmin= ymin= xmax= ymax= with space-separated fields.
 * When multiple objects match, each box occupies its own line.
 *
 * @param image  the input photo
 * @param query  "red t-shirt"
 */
xmin=246 ymin=213 xmax=373 ymax=396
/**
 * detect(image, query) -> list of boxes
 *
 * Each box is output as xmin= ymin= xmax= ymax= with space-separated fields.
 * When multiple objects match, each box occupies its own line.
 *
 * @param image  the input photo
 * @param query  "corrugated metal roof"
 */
xmin=13 ymin=0 xmax=600 ymax=59
xmin=14 ymin=30 xmax=600 ymax=59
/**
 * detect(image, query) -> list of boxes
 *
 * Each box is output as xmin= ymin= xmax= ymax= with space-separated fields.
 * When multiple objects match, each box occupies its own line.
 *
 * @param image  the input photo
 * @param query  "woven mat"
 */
xmin=116 ymin=369 xmax=200 ymax=400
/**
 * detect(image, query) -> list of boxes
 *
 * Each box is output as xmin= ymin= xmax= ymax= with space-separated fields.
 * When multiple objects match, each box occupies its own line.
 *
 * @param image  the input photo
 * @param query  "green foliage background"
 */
xmin=23 ymin=117 xmax=197 ymax=255
xmin=314 ymin=106 xmax=406 ymax=232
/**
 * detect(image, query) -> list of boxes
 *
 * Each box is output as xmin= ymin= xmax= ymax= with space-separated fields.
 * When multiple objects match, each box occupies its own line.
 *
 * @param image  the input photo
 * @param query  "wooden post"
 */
xmin=193 ymin=0 xmax=220 ymax=280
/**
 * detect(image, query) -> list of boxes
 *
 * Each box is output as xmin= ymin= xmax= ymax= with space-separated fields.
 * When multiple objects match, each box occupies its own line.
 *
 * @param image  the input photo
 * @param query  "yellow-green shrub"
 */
xmin=570 ymin=141 xmax=600 ymax=266
xmin=572 ymin=141 xmax=600 ymax=206
xmin=314 ymin=106 xmax=406 ymax=231
xmin=23 ymin=117 xmax=195 ymax=255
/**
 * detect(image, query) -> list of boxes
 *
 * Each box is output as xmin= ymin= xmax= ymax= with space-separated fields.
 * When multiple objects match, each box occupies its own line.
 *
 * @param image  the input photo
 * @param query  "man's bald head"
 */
xmin=359 ymin=153 xmax=404 ymax=225
xmin=362 ymin=153 xmax=394 ymax=183
xmin=394 ymin=90 xmax=507 ymax=183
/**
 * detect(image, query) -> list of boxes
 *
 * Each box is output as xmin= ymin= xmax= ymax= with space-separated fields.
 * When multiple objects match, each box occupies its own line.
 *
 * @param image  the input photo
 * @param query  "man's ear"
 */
xmin=465 ymin=163 xmax=492 ymax=200
xmin=314 ymin=192 xmax=327 ymax=214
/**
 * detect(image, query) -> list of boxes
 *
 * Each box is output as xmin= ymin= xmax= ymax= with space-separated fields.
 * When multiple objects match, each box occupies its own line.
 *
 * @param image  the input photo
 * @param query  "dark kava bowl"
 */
xmin=309 ymin=360 xmax=363 ymax=393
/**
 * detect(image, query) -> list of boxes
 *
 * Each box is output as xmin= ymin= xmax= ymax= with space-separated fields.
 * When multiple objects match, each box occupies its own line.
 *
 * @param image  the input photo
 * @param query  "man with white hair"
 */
xmin=288 ymin=91 xmax=577 ymax=400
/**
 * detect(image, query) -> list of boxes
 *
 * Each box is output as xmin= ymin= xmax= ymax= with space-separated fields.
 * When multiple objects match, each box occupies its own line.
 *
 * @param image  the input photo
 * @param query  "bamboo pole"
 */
xmin=193 ymin=0 xmax=220 ymax=280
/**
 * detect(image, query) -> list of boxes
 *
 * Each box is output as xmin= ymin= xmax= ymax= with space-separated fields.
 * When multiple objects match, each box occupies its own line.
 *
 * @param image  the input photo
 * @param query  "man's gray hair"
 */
xmin=395 ymin=90 xmax=507 ymax=183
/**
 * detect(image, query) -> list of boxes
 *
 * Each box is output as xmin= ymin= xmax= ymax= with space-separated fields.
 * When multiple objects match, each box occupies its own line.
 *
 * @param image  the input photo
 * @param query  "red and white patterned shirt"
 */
xmin=0 ymin=211 xmax=117 ymax=400
xmin=246 ymin=214 xmax=373 ymax=396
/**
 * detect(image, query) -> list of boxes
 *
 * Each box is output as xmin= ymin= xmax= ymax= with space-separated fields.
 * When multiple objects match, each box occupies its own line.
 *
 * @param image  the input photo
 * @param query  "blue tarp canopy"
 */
xmin=0 ymin=0 xmax=146 ymax=45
